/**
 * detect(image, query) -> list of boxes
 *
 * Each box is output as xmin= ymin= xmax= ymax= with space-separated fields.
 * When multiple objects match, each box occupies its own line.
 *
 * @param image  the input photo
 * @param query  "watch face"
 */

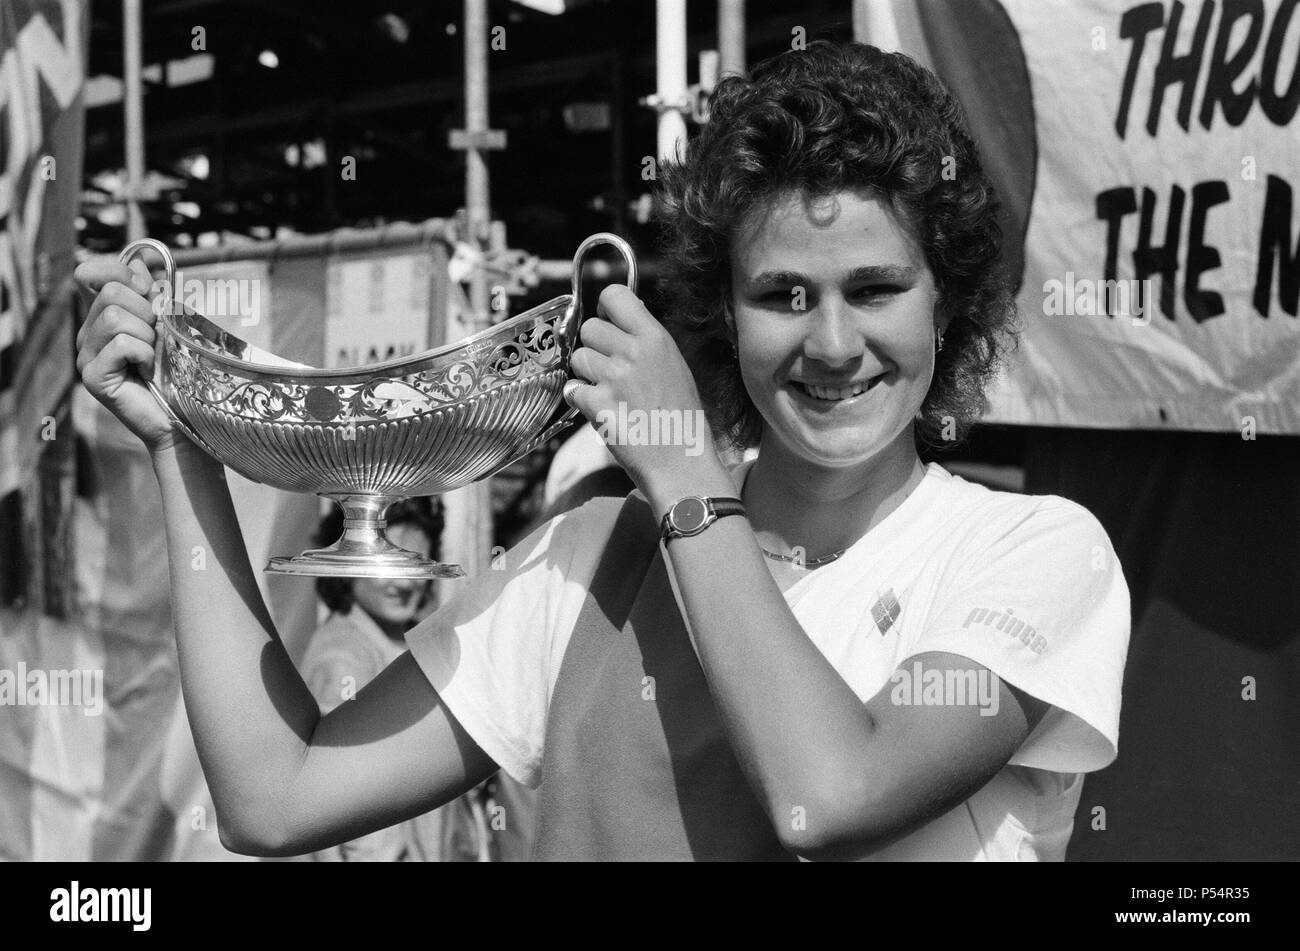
xmin=670 ymin=497 xmax=709 ymax=534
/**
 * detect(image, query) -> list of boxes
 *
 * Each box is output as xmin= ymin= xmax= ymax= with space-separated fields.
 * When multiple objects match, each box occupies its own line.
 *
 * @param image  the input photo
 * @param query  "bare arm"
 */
xmin=649 ymin=466 xmax=1048 ymax=860
xmin=160 ymin=449 xmax=492 ymax=854
xmin=76 ymin=257 xmax=494 ymax=856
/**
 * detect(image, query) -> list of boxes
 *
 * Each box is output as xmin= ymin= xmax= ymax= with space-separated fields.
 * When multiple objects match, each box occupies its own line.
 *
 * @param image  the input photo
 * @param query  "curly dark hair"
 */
xmin=655 ymin=40 xmax=1018 ymax=451
xmin=315 ymin=496 xmax=444 ymax=615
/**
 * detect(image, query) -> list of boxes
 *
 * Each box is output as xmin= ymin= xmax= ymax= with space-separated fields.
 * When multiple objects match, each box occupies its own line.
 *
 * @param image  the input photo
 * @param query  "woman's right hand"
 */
xmin=74 ymin=255 xmax=183 ymax=454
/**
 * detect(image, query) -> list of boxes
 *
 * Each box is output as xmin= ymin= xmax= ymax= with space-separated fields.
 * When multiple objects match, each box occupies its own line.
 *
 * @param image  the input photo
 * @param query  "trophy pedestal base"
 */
xmin=264 ymin=492 xmax=466 ymax=580
xmin=266 ymin=552 xmax=465 ymax=580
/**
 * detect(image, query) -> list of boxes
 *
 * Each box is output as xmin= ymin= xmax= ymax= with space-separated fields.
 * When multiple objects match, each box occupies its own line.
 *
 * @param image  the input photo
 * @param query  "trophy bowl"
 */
xmin=119 ymin=233 xmax=636 ymax=579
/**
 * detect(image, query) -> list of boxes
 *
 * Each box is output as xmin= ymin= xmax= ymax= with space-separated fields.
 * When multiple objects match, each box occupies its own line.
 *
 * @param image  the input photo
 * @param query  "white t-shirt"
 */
xmin=407 ymin=461 xmax=1130 ymax=861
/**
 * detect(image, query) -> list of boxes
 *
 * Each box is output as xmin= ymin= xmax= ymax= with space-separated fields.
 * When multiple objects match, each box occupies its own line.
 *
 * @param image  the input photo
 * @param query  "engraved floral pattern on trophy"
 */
xmin=166 ymin=313 xmax=562 ymax=424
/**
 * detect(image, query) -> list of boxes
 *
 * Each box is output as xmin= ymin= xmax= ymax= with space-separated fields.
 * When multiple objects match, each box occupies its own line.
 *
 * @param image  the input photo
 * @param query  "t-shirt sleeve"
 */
xmin=903 ymin=498 xmax=1130 ymax=773
xmin=404 ymin=497 xmax=620 ymax=788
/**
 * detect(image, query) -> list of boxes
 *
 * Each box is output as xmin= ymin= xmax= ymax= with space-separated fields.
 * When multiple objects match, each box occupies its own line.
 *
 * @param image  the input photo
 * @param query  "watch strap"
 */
xmin=708 ymin=497 xmax=745 ymax=519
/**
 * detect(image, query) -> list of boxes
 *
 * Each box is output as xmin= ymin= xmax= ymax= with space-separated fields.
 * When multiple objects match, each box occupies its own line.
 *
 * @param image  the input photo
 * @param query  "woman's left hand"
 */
xmin=566 ymin=285 xmax=728 ymax=501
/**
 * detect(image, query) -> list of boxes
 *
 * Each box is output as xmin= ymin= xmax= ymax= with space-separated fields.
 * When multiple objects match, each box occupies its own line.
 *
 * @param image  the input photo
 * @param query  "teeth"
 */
xmin=800 ymin=380 xmax=869 ymax=401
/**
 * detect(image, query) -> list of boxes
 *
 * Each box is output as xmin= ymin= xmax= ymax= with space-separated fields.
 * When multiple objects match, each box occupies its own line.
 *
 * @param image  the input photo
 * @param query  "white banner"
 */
xmin=324 ymin=253 xmax=432 ymax=368
xmin=984 ymin=0 xmax=1300 ymax=433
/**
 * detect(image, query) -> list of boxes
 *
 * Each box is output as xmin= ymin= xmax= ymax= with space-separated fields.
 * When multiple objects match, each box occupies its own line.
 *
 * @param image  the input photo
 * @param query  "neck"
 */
xmin=743 ymin=427 xmax=926 ymax=561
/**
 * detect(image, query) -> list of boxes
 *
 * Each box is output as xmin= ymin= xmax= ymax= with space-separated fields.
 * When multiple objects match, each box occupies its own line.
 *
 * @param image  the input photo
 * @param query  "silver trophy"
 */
xmin=120 ymin=233 xmax=636 ymax=579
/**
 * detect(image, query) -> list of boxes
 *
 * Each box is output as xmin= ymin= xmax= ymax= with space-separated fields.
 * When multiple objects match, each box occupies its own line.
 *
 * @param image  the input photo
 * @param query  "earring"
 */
xmin=935 ymin=329 xmax=945 ymax=353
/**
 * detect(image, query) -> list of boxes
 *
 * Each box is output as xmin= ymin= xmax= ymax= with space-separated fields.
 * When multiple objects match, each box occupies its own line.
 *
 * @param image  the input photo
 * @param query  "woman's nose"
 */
xmin=803 ymin=297 xmax=862 ymax=367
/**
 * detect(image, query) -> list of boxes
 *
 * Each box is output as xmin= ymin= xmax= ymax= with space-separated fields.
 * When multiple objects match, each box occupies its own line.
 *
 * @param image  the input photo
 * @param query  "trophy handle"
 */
xmin=558 ymin=232 xmax=638 ymax=369
xmin=117 ymin=238 xmax=221 ymax=458
xmin=534 ymin=232 xmax=639 ymax=439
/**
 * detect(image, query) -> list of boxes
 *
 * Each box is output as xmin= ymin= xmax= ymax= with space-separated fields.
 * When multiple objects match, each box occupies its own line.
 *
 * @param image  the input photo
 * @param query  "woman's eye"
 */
xmin=854 ymin=285 xmax=905 ymax=301
xmin=749 ymin=285 xmax=906 ymax=308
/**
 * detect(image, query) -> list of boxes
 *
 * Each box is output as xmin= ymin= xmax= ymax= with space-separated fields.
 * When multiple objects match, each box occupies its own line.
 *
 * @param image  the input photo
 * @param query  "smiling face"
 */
xmin=351 ymin=523 xmax=433 ymax=632
xmin=729 ymin=189 xmax=944 ymax=472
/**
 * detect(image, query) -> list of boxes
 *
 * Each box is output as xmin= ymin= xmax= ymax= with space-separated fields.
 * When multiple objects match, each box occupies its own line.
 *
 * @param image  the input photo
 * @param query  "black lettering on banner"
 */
xmin=1200 ymin=0 xmax=1266 ymax=129
xmin=1098 ymin=187 xmax=1141 ymax=315
xmin=1116 ymin=2 xmax=1165 ymax=138
xmin=1260 ymin=0 xmax=1300 ymax=124
xmin=1187 ymin=180 xmax=1230 ymax=321
xmin=1135 ymin=184 xmax=1184 ymax=320
xmin=1147 ymin=0 xmax=1215 ymax=135
xmin=1117 ymin=0 xmax=1300 ymax=135
xmin=1098 ymin=2 xmax=1298 ymax=322
xmin=1255 ymin=175 xmax=1300 ymax=316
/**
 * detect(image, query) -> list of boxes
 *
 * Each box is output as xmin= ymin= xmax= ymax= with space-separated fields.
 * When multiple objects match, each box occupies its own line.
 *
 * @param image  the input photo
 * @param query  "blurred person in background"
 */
xmin=299 ymin=497 xmax=489 ymax=861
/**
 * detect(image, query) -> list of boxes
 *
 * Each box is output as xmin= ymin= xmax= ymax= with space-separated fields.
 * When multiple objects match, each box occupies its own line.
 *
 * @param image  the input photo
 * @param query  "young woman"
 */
xmin=74 ymin=41 xmax=1128 ymax=861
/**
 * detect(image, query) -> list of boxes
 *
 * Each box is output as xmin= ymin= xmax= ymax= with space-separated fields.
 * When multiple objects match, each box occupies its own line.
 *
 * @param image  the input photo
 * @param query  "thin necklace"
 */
xmin=744 ymin=469 xmax=847 ymax=569
xmin=760 ymin=545 xmax=847 ymax=569
xmin=748 ymin=461 xmax=928 ymax=571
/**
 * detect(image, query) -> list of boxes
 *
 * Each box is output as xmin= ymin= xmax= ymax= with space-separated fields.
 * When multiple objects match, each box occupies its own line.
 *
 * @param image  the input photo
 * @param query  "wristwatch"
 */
xmin=660 ymin=496 xmax=746 ymax=542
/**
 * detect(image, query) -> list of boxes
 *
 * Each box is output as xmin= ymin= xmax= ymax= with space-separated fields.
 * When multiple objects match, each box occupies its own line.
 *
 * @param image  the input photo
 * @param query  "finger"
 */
xmin=570 ymin=346 xmax=616 ymax=384
xmin=73 ymin=260 xmax=136 ymax=312
xmin=578 ymin=314 xmax=628 ymax=357
xmin=563 ymin=380 xmax=604 ymax=421
xmin=92 ymin=302 xmax=157 ymax=350
xmin=77 ymin=308 xmax=153 ymax=376
xmin=80 ymin=286 xmax=158 ymax=355
xmin=78 ymin=281 xmax=140 ymax=353
xmin=84 ymin=332 xmax=157 ymax=389
xmin=96 ymin=278 xmax=158 ymax=325
xmin=78 ymin=277 xmax=127 ymax=350
xmin=126 ymin=258 xmax=157 ymax=298
xmin=80 ymin=305 xmax=157 ymax=373
xmin=596 ymin=284 xmax=658 ymax=335
xmin=74 ymin=259 xmax=136 ymax=294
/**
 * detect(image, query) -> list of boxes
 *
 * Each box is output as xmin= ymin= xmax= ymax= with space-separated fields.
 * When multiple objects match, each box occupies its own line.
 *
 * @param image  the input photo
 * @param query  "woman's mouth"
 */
xmin=789 ymin=375 xmax=884 ymax=403
xmin=382 ymin=586 xmax=417 ymax=605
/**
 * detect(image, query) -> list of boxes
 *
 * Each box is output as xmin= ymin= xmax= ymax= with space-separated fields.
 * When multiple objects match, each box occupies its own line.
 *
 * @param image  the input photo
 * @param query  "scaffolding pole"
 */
xmin=123 ymin=0 xmax=146 ymax=240
xmin=465 ymin=0 xmax=491 ymax=261
xmin=443 ymin=0 xmax=495 ymax=586
xmin=718 ymin=0 xmax=746 ymax=77
xmin=656 ymin=0 xmax=688 ymax=162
